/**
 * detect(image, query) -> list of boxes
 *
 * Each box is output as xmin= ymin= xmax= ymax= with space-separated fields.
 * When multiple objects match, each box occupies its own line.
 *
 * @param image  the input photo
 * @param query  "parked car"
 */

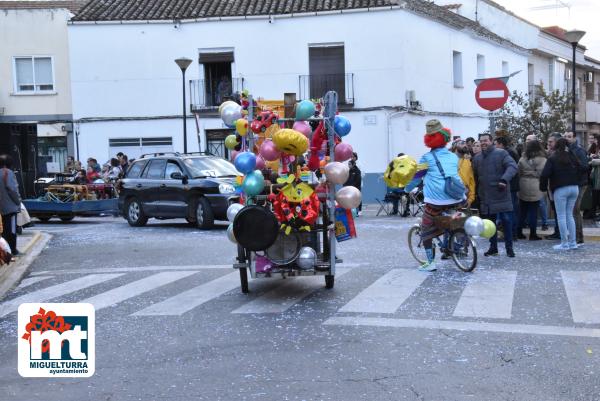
xmin=118 ymin=153 xmax=239 ymax=229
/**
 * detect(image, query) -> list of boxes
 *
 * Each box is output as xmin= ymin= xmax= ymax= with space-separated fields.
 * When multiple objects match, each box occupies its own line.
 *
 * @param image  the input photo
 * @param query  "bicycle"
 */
xmin=407 ymin=208 xmax=478 ymax=272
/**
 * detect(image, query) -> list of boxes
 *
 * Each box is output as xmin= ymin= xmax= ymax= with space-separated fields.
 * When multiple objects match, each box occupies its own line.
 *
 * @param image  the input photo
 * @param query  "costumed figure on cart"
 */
xmin=403 ymin=119 xmax=467 ymax=272
xmin=269 ymin=175 xmax=320 ymax=235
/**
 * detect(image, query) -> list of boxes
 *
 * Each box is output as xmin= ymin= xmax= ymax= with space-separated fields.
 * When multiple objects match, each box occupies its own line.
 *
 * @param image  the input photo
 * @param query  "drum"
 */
xmin=233 ymin=205 xmax=279 ymax=251
xmin=265 ymin=231 xmax=302 ymax=265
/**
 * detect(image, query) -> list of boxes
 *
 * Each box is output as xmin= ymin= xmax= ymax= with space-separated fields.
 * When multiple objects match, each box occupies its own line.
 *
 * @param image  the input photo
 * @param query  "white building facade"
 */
xmin=68 ymin=0 xmax=531 ymax=201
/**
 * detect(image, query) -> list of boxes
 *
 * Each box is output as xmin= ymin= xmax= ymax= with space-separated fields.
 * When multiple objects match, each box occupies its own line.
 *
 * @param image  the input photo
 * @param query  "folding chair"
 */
xmin=408 ymin=187 xmax=425 ymax=217
xmin=376 ymin=191 xmax=402 ymax=216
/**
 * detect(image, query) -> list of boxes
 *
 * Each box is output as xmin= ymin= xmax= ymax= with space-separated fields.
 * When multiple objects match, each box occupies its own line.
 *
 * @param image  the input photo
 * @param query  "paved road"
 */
xmin=1 ymin=215 xmax=599 ymax=400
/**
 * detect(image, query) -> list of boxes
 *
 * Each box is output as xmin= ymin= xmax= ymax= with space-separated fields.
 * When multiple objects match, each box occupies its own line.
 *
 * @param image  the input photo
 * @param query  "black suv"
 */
xmin=118 ymin=153 xmax=239 ymax=229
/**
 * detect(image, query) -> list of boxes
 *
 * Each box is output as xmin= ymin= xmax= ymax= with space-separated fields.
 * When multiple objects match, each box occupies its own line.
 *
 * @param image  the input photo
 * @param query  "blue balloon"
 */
xmin=334 ymin=115 xmax=352 ymax=137
xmin=296 ymin=100 xmax=316 ymax=121
xmin=234 ymin=152 xmax=257 ymax=174
xmin=242 ymin=171 xmax=265 ymax=196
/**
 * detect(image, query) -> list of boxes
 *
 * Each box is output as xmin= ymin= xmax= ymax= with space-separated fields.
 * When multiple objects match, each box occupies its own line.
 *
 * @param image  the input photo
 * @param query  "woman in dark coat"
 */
xmin=0 ymin=155 xmax=22 ymax=255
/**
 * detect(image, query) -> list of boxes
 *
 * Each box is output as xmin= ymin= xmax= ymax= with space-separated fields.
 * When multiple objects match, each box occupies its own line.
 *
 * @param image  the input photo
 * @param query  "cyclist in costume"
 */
xmin=404 ymin=120 xmax=467 ymax=271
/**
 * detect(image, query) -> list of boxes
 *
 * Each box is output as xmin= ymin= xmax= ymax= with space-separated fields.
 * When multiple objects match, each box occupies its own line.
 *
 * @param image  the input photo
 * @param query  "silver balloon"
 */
xmin=227 ymin=203 xmax=244 ymax=222
xmin=221 ymin=104 xmax=243 ymax=126
xmin=335 ymin=186 xmax=362 ymax=209
xmin=227 ymin=223 xmax=237 ymax=243
xmin=324 ymin=162 xmax=349 ymax=185
xmin=464 ymin=216 xmax=484 ymax=237
xmin=297 ymin=246 xmax=317 ymax=270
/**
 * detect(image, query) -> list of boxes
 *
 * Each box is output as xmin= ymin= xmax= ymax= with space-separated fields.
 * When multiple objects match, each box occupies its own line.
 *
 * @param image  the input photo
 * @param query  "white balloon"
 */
xmin=297 ymin=246 xmax=317 ymax=270
xmin=227 ymin=223 xmax=237 ymax=243
xmin=335 ymin=186 xmax=362 ymax=209
xmin=464 ymin=216 xmax=484 ymax=237
xmin=324 ymin=162 xmax=350 ymax=185
xmin=219 ymin=100 xmax=238 ymax=114
xmin=221 ymin=104 xmax=243 ymax=126
xmin=227 ymin=203 xmax=244 ymax=222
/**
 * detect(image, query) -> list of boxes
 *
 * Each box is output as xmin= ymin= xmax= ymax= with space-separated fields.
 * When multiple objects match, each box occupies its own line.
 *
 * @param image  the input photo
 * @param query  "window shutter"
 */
xmin=15 ymin=58 xmax=34 ymax=89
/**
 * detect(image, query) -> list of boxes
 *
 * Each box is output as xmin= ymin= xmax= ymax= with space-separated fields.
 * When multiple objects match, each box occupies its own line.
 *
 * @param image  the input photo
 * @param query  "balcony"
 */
xmin=299 ymin=73 xmax=354 ymax=105
xmin=190 ymin=78 xmax=245 ymax=111
xmin=586 ymin=95 xmax=600 ymax=123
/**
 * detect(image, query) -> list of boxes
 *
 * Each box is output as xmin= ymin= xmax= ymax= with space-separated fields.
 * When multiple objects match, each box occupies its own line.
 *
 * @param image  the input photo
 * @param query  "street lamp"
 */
xmin=564 ymin=29 xmax=585 ymax=136
xmin=175 ymin=57 xmax=193 ymax=154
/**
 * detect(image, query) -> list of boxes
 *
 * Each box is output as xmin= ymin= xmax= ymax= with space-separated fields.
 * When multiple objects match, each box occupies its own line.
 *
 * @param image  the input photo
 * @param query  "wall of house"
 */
xmin=0 ymin=9 xmax=73 ymax=121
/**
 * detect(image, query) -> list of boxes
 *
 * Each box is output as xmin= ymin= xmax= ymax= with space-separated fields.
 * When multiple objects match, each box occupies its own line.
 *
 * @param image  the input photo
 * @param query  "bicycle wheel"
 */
xmin=449 ymin=229 xmax=477 ymax=272
xmin=408 ymin=224 xmax=434 ymax=264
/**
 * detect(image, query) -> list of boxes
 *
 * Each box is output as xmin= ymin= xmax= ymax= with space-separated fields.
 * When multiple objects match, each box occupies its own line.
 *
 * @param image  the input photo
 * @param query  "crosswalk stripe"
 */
xmin=337 ymin=269 xmax=428 ymax=314
xmin=232 ymin=268 xmax=351 ymax=314
xmin=81 ymin=271 xmax=198 ymax=311
xmin=453 ymin=270 xmax=517 ymax=319
xmin=0 ymin=274 xmax=123 ymax=317
xmin=16 ymin=276 xmax=53 ymax=290
xmin=561 ymin=271 xmax=600 ymax=324
xmin=132 ymin=272 xmax=241 ymax=316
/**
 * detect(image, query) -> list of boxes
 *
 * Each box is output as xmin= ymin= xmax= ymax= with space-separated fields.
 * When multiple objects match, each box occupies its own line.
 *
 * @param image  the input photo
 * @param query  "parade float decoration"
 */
xmin=221 ymin=91 xmax=360 ymax=293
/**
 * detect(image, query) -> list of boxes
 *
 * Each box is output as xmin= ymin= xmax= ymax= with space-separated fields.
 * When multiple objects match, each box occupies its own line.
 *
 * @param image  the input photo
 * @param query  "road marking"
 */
xmin=81 ymin=271 xmax=198 ymax=311
xmin=232 ymin=268 xmax=351 ymax=314
xmin=323 ymin=316 xmax=600 ymax=338
xmin=453 ymin=270 xmax=517 ymax=319
xmin=338 ymin=269 xmax=427 ymax=313
xmin=561 ymin=271 xmax=600 ymax=324
xmin=0 ymin=274 xmax=123 ymax=317
xmin=16 ymin=276 xmax=53 ymax=290
xmin=479 ymin=90 xmax=505 ymax=99
xmin=132 ymin=272 xmax=241 ymax=316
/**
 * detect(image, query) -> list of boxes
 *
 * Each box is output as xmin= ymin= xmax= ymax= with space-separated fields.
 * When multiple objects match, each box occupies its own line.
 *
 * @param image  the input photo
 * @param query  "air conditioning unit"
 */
xmin=405 ymin=90 xmax=422 ymax=110
xmin=584 ymin=71 xmax=593 ymax=83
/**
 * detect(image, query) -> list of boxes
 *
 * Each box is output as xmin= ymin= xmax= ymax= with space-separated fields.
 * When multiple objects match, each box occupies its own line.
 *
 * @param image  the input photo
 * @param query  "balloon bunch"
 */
xmin=464 ymin=216 xmax=496 ymax=239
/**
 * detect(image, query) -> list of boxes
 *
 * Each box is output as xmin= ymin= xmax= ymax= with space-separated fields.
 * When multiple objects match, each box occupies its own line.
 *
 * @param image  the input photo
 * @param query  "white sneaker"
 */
xmin=553 ymin=244 xmax=570 ymax=251
xmin=568 ymin=243 xmax=579 ymax=250
xmin=418 ymin=261 xmax=437 ymax=272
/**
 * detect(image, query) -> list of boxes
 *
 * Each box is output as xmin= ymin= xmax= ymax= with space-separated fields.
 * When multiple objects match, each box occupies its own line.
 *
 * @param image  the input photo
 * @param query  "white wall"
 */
xmin=0 ymin=9 xmax=73 ymax=118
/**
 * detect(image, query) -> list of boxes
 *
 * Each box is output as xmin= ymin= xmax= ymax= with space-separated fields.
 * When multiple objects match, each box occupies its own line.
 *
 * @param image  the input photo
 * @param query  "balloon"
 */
xmin=335 ymin=186 xmax=362 ymax=209
xmin=334 ymin=115 xmax=352 ymax=137
xmin=481 ymin=219 xmax=497 ymax=239
xmin=259 ymin=140 xmax=281 ymax=161
xmin=324 ymin=162 xmax=349 ymax=185
xmin=234 ymin=152 xmax=257 ymax=174
xmin=464 ymin=216 xmax=484 ymax=237
xmin=235 ymin=118 xmax=249 ymax=136
xmin=255 ymin=156 xmax=266 ymax=171
xmin=225 ymin=134 xmax=238 ymax=150
xmin=219 ymin=101 xmax=238 ymax=115
xmin=230 ymin=150 xmax=239 ymax=162
xmin=221 ymin=104 xmax=243 ymax=126
xmin=334 ymin=143 xmax=354 ymax=162
xmin=227 ymin=203 xmax=244 ymax=222
xmin=273 ymin=129 xmax=309 ymax=156
xmin=265 ymin=159 xmax=280 ymax=171
xmin=297 ymin=247 xmax=317 ymax=270
xmin=296 ymin=100 xmax=315 ymax=120
xmin=242 ymin=171 xmax=265 ymax=196
xmin=227 ymin=223 xmax=237 ymax=243
xmin=293 ymin=121 xmax=312 ymax=137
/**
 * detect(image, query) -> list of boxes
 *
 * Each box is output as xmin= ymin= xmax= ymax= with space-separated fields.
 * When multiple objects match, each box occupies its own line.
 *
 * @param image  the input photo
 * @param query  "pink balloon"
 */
xmin=334 ymin=143 xmax=354 ymax=162
xmin=259 ymin=140 xmax=281 ymax=161
xmin=230 ymin=150 xmax=239 ymax=162
xmin=293 ymin=121 xmax=312 ymax=137
xmin=255 ymin=155 xmax=266 ymax=170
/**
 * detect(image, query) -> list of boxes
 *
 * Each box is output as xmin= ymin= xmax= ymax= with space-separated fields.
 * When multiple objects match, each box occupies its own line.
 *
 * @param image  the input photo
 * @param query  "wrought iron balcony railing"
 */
xmin=190 ymin=77 xmax=245 ymax=110
xmin=299 ymin=73 xmax=354 ymax=105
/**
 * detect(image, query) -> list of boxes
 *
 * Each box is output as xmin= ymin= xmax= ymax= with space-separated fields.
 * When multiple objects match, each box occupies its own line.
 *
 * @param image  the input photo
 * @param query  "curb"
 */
xmin=0 ymin=232 xmax=51 ymax=300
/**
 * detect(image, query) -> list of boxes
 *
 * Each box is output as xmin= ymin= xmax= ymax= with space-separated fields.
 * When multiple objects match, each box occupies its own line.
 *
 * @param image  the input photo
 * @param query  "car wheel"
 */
xmin=194 ymin=197 xmax=214 ymax=229
xmin=38 ymin=217 xmax=51 ymax=222
xmin=60 ymin=216 xmax=75 ymax=222
xmin=126 ymin=197 xmax=148 ymax=227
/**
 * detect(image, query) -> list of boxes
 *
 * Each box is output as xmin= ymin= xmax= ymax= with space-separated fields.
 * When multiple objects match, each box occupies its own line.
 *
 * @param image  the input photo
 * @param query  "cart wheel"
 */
xmin=325 ymin=275 xmax=334 ymax=289
xmin=239 ymin=267 xmax=249 ymax=294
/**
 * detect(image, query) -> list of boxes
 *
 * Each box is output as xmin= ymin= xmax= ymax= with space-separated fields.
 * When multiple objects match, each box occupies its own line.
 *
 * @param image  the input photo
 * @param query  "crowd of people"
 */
xmin=65 ymin=152 xmax=130 ymax=184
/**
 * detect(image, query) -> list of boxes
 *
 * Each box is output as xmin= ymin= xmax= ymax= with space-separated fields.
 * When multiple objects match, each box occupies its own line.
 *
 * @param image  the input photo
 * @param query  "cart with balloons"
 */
xmin=221 ymin=91 xmax=360 ymax=293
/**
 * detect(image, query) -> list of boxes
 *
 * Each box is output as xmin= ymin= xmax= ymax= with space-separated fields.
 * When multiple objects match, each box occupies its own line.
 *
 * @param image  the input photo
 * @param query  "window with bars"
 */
xmin=13 ymin=56 xmax=54 ymax=93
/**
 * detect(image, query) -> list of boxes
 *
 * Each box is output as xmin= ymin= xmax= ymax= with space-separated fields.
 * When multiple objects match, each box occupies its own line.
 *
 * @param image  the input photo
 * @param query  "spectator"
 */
xmin=471 ymin=141 xmax=482 ymax=157
xmin=74 ymin=169 xmax=88 ymax=185
xmin=472 ymin=133 xmax=518 ymax=257
xmin=86 ymin=166 xmax=101 ymax=182
xmin=452 ymin=140 xmax=476 ymax=206
xmin=494 ymin=135 xmax=520 ymax=240
xmin=545 ymin=134 xmax=563 ymax=240
xmin=587 ymin=135 xmax=600 ymax=219
xmin=0 ymin=155 xmax=22 ymax=256
xmin=119 ymin=154 xmax=129 ymax=175
xmin=344 ymin=152 xmax=362 ymax=214
xmin=87 ymin=158 xmax=101 ymax=173
xmin=64 ymin=156 xmax=81 ymax=174
xmin=108 ymin=158 xmax=122 ymax=180
xmin=516 ymin=139 xmax=546 ymax=240
xmin=540 ymin=137 xmax=586 ymax=250
xmin=563 ymin=131 xmax=590 ymax=244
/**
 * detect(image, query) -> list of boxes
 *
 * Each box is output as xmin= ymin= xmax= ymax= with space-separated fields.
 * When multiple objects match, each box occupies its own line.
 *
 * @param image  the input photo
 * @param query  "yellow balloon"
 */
xmin=225 ymin=134 xmax=238 ymax=150
xmin=236 ymin=118 xmax=248 ymax=136
xmin=383 ymin=155 xmax=417 ymax=188
xmin=272 ymin=129 xmax=309 ymax=156
xmin=481 ymin=219 xmax=496 ymax=239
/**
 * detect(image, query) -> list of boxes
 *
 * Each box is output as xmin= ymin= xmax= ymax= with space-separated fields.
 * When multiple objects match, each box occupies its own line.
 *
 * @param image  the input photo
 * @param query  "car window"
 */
xmin=183 ymin=157 xmax=240 ymax=178
xmin=165 ymin=161 xmax=183 ymax=179
xmin=144 ymin=159 xmax=167 ymax=179
xmin=126 ymin=160 xmax=147 ymax=178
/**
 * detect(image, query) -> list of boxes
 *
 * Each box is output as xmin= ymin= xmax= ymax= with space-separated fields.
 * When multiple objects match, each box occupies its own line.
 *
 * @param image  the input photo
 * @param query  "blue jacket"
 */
xmin=419 ymin=148 xmax=464 ymax=205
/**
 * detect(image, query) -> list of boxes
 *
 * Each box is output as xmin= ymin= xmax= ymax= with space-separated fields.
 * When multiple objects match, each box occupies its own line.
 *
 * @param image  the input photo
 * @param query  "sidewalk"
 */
xmin=0 ymin=230 xmax=50 ymax=299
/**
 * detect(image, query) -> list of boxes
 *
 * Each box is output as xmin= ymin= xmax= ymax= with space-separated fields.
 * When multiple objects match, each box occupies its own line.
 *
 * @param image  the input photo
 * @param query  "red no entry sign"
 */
xmin=475 ymin=78 xmax=509 ymax=111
